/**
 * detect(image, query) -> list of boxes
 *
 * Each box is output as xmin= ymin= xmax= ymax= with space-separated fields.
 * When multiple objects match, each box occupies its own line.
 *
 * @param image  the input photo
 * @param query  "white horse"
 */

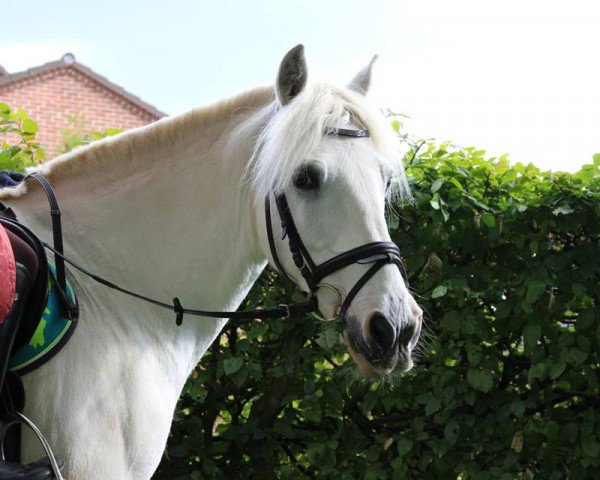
xmin=1 ymin=45 xmax=422 ymax=479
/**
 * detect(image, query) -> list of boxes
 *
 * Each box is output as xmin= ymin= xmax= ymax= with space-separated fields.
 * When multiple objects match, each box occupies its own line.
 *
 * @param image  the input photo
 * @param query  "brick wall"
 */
xmin=0 ymin=66 xmax=159 ymax=157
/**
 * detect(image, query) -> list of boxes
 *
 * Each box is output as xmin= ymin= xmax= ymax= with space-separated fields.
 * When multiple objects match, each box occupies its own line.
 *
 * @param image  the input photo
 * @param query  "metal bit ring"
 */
xmin=310 ymin=283 xmax=344 ymax=322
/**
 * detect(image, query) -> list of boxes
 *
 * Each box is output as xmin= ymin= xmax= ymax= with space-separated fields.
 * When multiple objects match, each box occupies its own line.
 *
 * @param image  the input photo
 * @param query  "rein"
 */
xmin=0 ymin=126 xmax=405 ymax=326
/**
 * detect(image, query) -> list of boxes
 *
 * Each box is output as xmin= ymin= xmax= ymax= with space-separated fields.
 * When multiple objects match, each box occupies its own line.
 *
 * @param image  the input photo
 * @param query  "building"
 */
xmin=0 ymin=53 xmax=166 ymax=156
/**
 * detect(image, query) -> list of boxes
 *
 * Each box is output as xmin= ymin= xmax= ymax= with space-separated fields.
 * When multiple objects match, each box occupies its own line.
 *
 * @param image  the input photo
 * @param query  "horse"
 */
xmin=0 ymin=45 xmax=423 ymax=479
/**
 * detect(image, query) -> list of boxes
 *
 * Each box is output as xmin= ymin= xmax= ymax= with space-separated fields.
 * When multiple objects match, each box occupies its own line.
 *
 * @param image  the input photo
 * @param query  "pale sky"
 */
xmin=1 ymin=0 xmax=598 ymax=172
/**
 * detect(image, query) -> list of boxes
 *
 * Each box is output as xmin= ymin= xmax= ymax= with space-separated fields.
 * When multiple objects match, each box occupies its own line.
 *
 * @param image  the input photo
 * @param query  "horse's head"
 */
xmin=250 ymin=45 xmax=422 ymax=377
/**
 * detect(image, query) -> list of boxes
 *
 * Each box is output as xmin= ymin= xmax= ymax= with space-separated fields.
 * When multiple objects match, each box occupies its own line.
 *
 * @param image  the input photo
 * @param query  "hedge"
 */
xmin=155 ymin=140 xmax=600 ymax=478
xmin=0 ymin=102 xmax=44 ymax=171
xmin=0 ymin=102 xmax=121 ymax=170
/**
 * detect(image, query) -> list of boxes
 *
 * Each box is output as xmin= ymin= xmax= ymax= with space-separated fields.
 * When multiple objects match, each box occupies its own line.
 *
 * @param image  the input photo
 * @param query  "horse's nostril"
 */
xmin=399 ymin=322 xmax=416 ymax=349
xmin=369 ymin=313 xmax=396 ymax=350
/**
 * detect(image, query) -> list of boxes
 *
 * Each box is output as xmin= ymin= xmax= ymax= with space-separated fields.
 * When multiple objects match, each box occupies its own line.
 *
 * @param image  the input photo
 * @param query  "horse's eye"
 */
xmin=293 ymin=165 xmax=320 ymax=191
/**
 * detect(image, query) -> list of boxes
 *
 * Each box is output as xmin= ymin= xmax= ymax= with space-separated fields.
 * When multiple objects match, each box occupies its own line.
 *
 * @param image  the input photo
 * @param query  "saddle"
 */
xmin=0 ymin=207 xmax=65 ymax=479
xmin=0 ymin=215 xmax=50 ymax=359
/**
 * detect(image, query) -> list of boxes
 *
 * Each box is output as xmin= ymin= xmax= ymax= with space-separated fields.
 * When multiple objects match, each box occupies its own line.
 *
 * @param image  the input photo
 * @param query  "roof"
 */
xmin=0 ymin=53 xmax=166 ymax=119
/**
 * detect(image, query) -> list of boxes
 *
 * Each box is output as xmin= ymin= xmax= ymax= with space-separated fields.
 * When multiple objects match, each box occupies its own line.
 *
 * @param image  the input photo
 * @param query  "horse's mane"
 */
xmin=0 ymin=86 xmax=275 ymax=199
xmin=1 ymin=82 xmax=409 ymax=202
xmin=241 ymin=82 xmax=410 ymax=202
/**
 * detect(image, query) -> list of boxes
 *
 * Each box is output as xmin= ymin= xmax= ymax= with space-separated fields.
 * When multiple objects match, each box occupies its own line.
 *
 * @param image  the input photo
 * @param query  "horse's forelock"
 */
xmin=243 ymin=82 xmax=410 ymax=203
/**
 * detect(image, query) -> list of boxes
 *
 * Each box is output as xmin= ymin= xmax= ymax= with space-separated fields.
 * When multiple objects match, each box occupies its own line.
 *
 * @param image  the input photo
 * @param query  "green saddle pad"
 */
xmin=9 ymin=263 xmax=77 ymax=374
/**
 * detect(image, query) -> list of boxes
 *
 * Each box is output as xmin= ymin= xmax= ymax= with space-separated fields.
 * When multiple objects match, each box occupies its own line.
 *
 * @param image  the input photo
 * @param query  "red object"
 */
xmin=0 ymin=224 xmax=16 ymax=323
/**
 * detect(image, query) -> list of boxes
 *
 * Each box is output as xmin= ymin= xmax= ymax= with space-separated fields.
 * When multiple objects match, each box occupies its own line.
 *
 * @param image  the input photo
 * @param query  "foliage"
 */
xmin=0 ymin=102 xmax=44 ymax=172
xmin=155 ymin=131 xmax=600 ymax=478
xmin=0 ymin=106 xmax=122 ymax=171
xmin=57 ymin=112 xmax=122 ymax=154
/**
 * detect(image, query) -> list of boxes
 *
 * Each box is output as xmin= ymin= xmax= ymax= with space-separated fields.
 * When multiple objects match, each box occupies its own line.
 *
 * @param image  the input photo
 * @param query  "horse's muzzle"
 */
xmin=343 ymin=307 xmax=422 ymax=377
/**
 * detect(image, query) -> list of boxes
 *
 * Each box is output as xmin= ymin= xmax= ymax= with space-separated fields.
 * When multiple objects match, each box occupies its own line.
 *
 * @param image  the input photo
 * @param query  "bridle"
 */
xmin=264 ymin=127 xmax=406 ymax=321
xmin=0 ymin=128 xmax=406 ymax=326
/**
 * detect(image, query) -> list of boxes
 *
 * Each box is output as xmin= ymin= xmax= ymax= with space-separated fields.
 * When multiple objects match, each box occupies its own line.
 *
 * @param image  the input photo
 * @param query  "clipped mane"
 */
xmin=241 ymin=82 xmax=410 ymax=202
xmin=0 ymin=86 xmax=275 ymax=199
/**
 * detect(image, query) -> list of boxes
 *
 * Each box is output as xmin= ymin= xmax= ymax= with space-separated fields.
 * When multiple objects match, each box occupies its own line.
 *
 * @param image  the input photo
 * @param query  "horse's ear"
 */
xmin=348 ymin=55 xmax=378 ymax=95
xmin=276 ymin=44 xmax=308 ymax=106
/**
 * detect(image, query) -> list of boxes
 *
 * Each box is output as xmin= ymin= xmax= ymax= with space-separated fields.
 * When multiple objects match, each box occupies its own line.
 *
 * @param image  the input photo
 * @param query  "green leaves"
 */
xmin=430 ymin=192 xmax=441 ymax=210
xmin=0 ymin=104 xmax=42 ymax=171
xmin=431 ymin=178 xmax=445 ymax=193
xmin=525 ymin=281 xmax=546 ymax=305
xmin=467 ymin=369 xmax=494 ymax=392
xmin=21 ymin=118 xmax=39 ymax=135
xmin=223 ymin=357 xmax=244 ymax=375
xmin=424 ymin=396 xmax=442 ymax=415
xmin=523 ymin=323 xmax=541 ymax=350
xmin=528 ymin=362 xmax=547 ymax=382
xmin=0 ymin=104 xmax=125 ymax=172
xmin=582 ymin=436 xmax=600 ymax=458
xmin=552 ymin=205 xmax=574 ymax=216
xmin=481 ymin=212 xmax=496 ymax=227
xmin=315 ymin=327 xmax=339 ymax=351
xmin=57 ymin=112 xmax=123 ymax=154
xmin=444 ymin=420 xmax=460 ymax=445
xmin=396 ymin=438 xmax=413 ymax=457
xmin=431 ymin=285 xmax=448 ymax=299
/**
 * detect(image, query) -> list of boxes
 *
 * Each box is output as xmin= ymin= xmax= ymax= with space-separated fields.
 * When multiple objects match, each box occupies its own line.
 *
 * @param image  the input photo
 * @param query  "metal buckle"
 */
xmin=279 ymin=304 xmax=291 ymax=318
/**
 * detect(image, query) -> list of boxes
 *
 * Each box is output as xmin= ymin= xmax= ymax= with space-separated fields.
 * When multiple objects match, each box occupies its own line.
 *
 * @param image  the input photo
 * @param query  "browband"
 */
xmin=324 ymin=127 xmax=369 ymax=138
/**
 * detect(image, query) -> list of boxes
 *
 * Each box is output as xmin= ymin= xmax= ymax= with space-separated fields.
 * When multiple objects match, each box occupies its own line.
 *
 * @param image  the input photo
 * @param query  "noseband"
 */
xmin=265 ymin=127 xmax=406 ymax=320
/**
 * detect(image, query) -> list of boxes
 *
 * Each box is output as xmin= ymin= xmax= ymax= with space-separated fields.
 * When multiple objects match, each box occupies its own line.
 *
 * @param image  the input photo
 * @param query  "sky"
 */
xmin=1 ymin=0 xmax=598 ymax=172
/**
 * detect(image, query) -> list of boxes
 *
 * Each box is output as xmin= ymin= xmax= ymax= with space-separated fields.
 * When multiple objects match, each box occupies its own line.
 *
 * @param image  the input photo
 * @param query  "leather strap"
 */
xmin=43 ymin=243 xmax=317 ymax=323
xmin=20 ymin=172 xmax=78 ymax=320
xmin=265 ymin=196 xmax=294 ymax=284
xmin=274 ymin=194 xmax=317 ymax=289
xmin=312 ymin=242 xmax=401 ymax=285
xmin=324 ymin=127 xmax=369 ymax=138
xmin=339 ymin=259 xmax=392 ymax=319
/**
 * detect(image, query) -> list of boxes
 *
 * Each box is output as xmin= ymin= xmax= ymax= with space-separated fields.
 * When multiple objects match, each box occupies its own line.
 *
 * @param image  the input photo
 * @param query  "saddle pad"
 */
xmin=8 ymin=263 xmax=77 ymax=375
xmin=0 ymin=225 xmax=16 ymax=322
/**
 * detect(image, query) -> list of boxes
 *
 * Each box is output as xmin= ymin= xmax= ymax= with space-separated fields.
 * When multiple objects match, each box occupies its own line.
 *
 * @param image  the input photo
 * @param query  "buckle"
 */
xmin=279 ymin=304 xmax=291 ymax=318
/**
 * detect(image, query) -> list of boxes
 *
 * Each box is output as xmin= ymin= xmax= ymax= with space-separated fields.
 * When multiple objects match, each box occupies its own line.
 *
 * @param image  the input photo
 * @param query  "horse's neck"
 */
xmin=14 ymin=113 xmax=266 ymax=383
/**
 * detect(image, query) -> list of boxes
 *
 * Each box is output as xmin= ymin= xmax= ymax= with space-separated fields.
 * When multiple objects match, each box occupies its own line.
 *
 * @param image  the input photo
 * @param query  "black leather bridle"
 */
xmin=0 ymin=128 xmax=406 ymax=325
xmin=264 ymin=127 xmax=406 ymax=321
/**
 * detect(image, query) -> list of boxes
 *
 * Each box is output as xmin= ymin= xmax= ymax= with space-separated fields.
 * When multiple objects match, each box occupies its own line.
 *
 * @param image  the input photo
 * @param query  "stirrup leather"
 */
xmin=0 ymin=412 xmax=64 ymax=480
